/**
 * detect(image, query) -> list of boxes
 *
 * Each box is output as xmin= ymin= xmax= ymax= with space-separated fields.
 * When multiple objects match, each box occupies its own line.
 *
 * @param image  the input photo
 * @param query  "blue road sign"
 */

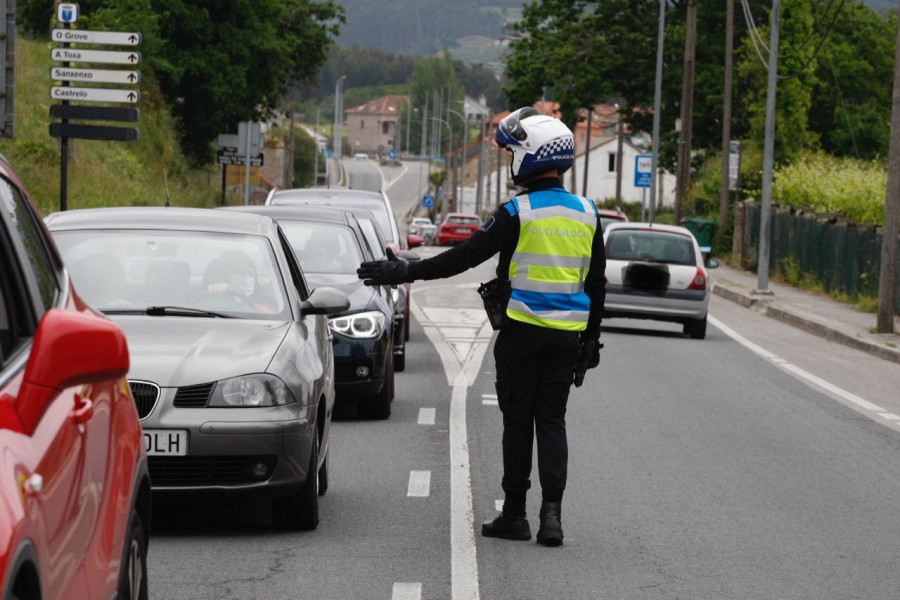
xmin=387 ymin=148 xmax=397 ymax=160
xmin=423 ymin=195 xmax=434 ymax=208
xmin=634 ymin=154 xmax=652 ymax=188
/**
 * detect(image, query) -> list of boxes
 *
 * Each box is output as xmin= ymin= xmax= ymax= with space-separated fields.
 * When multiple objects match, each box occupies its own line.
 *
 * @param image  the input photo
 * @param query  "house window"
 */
xmin=608 ymin=152 xmax=617 ymax=173
xmin=360 ymin=120 xmax=365 ymax=130
xmin=382 ymin=121 xmax=390 ymax=135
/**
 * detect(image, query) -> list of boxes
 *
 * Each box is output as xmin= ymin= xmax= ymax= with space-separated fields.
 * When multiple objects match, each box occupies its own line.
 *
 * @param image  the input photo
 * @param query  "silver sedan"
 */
xmin=45 ymin=207 xmax=349 ymax=530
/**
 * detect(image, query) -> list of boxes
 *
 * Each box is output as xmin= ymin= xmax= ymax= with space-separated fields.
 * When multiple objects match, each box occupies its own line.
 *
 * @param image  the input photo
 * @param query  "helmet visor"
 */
xmin=496 ymin=107 xmax=539 ymax=147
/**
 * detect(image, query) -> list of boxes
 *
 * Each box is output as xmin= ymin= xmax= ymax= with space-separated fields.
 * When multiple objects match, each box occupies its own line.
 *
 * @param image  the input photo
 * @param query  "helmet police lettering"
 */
xmin=495 ymin=107 xmax=574 ymax=185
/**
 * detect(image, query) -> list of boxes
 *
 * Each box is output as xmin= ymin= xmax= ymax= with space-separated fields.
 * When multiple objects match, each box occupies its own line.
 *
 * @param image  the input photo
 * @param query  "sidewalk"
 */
xmin=711 ymin=264 xmax=900 ymax=364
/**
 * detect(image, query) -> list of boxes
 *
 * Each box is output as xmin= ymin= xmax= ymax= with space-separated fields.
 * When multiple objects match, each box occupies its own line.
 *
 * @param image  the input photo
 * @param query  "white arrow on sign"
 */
xmin=50 ymin=86 xmax=140 ymax=104
xmin=52 ymin=29 xmax=141 ymax=46
xmin=51 ymin=48 xmax=141 ymax=65
xmin=51 ymin=67 xmax=140 ymax=85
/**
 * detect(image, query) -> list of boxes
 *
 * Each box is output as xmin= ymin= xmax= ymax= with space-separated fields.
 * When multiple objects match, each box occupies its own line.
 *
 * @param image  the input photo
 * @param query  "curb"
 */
xmin=712 ymin=283 xmax=900 ymax=365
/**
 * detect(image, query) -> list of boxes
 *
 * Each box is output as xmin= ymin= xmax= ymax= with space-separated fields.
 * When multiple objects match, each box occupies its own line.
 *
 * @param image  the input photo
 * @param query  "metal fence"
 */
xmin=741 ymin=203 xmax=900 ymax=315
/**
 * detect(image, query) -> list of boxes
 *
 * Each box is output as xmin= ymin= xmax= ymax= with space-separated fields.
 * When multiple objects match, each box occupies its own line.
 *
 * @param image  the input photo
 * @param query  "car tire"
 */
xmin=318 ymin=446 xmax=329 ymax=496
xmin=118 ymin=510 xmax=149 ymax=600
xmin=272 ymin=430 xmax=320 ymax=530
xmin=684 ymin=315 xmax=707 ymax=339
xmin=394 ymin=326 xmax=406 ymax=372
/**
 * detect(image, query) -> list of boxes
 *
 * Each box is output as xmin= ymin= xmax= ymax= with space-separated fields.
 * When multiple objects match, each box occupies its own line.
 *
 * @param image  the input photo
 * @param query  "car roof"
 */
xmin=267 ymin=187 xmax=387 ymax=205
xmin=221 ymin=204 xmax=355 ymax=227
xmin=603 ymin=222 xmax=696 ymax=237
xmin=44 ymin=206 xmax=279 ymax=237
xmin=446 ymin=212 xmax=480 ymax=218
xmin=597 ymin=209 xmax=628 ymax=220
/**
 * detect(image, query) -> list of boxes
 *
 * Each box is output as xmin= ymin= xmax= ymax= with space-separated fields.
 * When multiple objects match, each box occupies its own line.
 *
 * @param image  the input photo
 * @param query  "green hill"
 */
xmin=0 ymin=35 xmax=225 ymax=217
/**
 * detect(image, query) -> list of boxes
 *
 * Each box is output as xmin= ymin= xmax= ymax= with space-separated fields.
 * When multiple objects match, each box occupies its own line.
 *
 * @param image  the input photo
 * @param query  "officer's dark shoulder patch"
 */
xmin=479 ymin=216 xmax=496 ymax=232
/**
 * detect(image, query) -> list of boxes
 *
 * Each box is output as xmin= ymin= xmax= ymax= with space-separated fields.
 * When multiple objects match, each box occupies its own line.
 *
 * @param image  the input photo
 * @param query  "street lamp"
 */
xmin=332 ymin=75 xmax=346 ymax=186
xmin=430 ymin=116 xmax=452 ymax=220
xmin=447 ymin=106 xmax=468 ymax=213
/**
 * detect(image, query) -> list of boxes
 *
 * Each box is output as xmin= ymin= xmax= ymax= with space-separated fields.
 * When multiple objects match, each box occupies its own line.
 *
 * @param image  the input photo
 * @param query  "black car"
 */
xmin=224 ymin=205 xmax=398 ymax=419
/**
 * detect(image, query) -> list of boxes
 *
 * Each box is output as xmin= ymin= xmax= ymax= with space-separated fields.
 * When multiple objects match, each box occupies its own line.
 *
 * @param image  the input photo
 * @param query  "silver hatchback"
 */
xmin=603 ymin=222 xmax=719 ymax=339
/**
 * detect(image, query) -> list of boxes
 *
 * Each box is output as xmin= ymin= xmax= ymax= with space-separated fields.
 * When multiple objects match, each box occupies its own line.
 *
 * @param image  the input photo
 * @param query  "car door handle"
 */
xmin=72 ymin=394 xmax=94 ymax=425
xmin=23 ymin=473 xmax=43 ymax=494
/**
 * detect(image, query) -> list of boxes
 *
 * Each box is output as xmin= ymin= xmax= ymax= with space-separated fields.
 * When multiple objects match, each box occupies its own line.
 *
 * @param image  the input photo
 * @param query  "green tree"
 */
xmin=404 ymin=54 xmax=465 ymax=155
xmin=150 ymin=0 xmax=344 ymax=164
xmin=292 ymin=127 xmax=320 ymax=187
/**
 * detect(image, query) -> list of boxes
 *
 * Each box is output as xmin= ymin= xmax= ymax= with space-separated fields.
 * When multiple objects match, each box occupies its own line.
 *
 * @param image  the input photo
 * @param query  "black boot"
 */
xmin=536 ymin=502 xmax=563 ymax=547
xmin=481 ymin=512 xmax=531 ymax=541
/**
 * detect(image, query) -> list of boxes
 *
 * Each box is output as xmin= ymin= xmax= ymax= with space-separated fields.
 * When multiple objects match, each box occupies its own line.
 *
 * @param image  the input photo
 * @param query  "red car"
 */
xmin=0 ymin=157 xmax=150 ymax=600
xmin=597 ymin=208 xmax=629 ymax=231
xmin=437 ymin=213 xmax=482 ymax=246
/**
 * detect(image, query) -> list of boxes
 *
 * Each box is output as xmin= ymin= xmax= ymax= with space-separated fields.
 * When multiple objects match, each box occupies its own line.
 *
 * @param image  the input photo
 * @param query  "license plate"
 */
xmin=455 ymin=227 xmax=470 ymax=234
xmin=143 ymin=429 xmax=188 ymax=456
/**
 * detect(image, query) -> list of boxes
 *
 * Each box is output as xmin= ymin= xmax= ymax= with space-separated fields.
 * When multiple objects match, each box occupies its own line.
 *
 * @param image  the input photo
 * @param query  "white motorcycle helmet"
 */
xmin=495 ymin=107 xmax=574 ymax=185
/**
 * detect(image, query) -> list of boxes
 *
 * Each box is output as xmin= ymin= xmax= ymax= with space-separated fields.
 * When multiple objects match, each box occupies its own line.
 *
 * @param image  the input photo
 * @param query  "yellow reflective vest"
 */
xmin=505 ymin=191 xmax=598 ymax=331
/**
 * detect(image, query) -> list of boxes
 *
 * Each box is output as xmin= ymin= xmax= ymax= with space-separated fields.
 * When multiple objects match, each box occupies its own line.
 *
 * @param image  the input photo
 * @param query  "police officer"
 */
xmin=357 ymin=107 xmax=605 ymax=547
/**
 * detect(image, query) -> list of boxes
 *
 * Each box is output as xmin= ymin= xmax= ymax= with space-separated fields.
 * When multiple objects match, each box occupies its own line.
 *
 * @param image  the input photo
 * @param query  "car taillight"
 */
xmin=687 ymin=268 xmax=706 ymax=290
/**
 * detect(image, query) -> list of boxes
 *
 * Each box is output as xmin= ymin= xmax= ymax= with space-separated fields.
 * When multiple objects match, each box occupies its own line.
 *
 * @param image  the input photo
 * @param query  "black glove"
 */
xmin=573 ymin=336 xmax=603 ymax=388
xmin=357 ymin=247 xmax=410 ymax=286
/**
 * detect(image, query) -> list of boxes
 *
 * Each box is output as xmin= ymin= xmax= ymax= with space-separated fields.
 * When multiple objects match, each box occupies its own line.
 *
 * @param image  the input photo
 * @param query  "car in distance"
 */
xmin=409 ymin=216 xmax=436 ymax=243
xmin=265 ymin=186 xmax=421 ymax=345
xmin=597 ymin=208 xmax=629 ymax=231
xmin=602 ymin=222 xmax=719 ymax=339
xmin=224 ymin=205 xmax=398 ymax=419
xmin=0 ymin=158 xmax=150 ymax=600
xmin=353 ymin=153 xmax=368 ymax=160
xmin=437 ymin=212 xmax=481 ymax=246
xmin=45 ymin=207 xmax=350 ymax=530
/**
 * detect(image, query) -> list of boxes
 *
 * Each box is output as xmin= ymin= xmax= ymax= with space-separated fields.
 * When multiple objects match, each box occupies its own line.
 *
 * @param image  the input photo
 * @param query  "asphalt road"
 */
xmin=147 ymin=163 xmax=900 ymax=599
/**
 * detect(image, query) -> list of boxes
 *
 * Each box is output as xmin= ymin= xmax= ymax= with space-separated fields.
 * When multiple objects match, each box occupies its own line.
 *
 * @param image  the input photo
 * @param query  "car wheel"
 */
xmin=272 ymin=430 xmax=320 ymax=530
xmin=684 ymin=315 xmax=707 ymax=339
xmin=394 ymin=327 xmax=406 ymax=372
xmin=318 ymin=447 xmax=329 ymax=496
xmin=118 ymin=511 xmax=149 ymax=600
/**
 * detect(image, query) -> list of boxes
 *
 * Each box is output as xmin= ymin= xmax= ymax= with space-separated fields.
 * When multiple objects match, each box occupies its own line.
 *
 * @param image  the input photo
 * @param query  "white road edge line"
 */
xmin=392 ymin=582 xmax=422 ymax=600
xmin=450 ymin=375 xmax=480 ymax=600
xmin=708 ymin=315 xmax=887 ymax=414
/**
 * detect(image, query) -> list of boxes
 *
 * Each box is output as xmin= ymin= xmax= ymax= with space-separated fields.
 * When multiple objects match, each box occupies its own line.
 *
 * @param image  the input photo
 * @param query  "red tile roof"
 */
xmin=345 ymin=95 xmax=410 ymax=116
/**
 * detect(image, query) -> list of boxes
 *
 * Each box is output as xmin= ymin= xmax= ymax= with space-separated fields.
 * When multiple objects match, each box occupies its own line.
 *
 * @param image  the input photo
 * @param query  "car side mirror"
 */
xmin=705 ymin=258 xmax=719 ymax=269
xmin=407 ymin=233 xmax=425 ymax=249
xmin=300 ymin=286 xmax=350 ymax=316
xmin=15 ymin=309 xmax=129 ymax=435
xmin=398 ymin=250 xmax=421 ymax=263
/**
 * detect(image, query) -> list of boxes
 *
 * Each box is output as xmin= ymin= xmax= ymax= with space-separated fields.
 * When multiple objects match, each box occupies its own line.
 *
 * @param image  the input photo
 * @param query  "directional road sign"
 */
xmin=51 ymin=48 xmax=141 ymax=65
xmin=52 ymin=29 xmax=141 ymax=46
xmin=422 ymin=195 xmax=434 ymax=208
xmin=51 ymin=67 xmax=140 ymax=85
xmin=634 ymin=154 xmax=652 ymax=188
xmin=50 ymin=123 xmax=139 ymax=142
xmin=51 ymin=86 xmax=140 ymax=104
xmin=50 ymin=105 xmax=140 ymax=122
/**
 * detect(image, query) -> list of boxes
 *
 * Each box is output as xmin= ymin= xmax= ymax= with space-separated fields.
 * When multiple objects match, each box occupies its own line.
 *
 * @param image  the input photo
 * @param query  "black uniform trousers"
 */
xmin=493 ymin=321 xmax=579 ymax=507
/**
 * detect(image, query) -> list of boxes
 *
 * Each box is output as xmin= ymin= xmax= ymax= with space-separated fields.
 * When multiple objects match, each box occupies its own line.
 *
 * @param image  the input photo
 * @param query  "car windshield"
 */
xmin=600 ymin=217 xmax=626 ymax=230
xmin=278 ymin=222 xmax=364 ymax=274
xmin=606 ymin=230 xmax=696 ymax=265
xmin=53 ymin=230 xmax=289 ymax=319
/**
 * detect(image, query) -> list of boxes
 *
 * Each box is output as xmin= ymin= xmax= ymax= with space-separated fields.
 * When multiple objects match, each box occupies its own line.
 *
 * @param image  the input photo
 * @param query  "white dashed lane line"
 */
xmin=407 ymin=470 xmax=431 ymax=497
xmin=482 ymin=393 xmax=498 ymax=406
xmin=418 ymin=407 xmax=436 ymax=425
xmin=392 ymin=582 xmax=422 ymax=600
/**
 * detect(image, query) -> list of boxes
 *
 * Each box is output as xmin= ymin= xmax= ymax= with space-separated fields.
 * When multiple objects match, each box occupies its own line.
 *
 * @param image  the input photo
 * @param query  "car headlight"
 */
xmin=329 ymin=310 xmax=386 ymax=339
xmin=208 ymin=374 xmax=296 ymax=407
xmin=391 ymin=288 xmax=400 ymax=303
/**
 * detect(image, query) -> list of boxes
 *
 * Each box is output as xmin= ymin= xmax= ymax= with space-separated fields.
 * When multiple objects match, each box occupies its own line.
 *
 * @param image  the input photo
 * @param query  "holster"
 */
xmin=477 ymin=278 xmax=511 ymax=331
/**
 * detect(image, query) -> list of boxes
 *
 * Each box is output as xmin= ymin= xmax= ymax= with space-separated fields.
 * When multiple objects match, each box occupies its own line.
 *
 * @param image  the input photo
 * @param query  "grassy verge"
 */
xmin=0 ymin=36 xmax=229 ymax=217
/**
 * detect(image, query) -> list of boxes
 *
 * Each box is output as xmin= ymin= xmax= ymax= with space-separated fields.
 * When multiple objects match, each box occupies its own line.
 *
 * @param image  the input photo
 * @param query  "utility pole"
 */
xmin=719 ymin=0 xmax=735 ymax=234
xmin=649 ymin=0 xmax=667 ymax=225
xmin=615 ymin=103 xmax=625 ymax=210
xmin=877 ymin=16 xmax=900 ymax=333
xmin=582 ymin=107 xmax=592 ymax=197
xmin=757 ymin=0 xmax=781 ymax=294
xmin=674 ymin=0 xmax=698 ymax=225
